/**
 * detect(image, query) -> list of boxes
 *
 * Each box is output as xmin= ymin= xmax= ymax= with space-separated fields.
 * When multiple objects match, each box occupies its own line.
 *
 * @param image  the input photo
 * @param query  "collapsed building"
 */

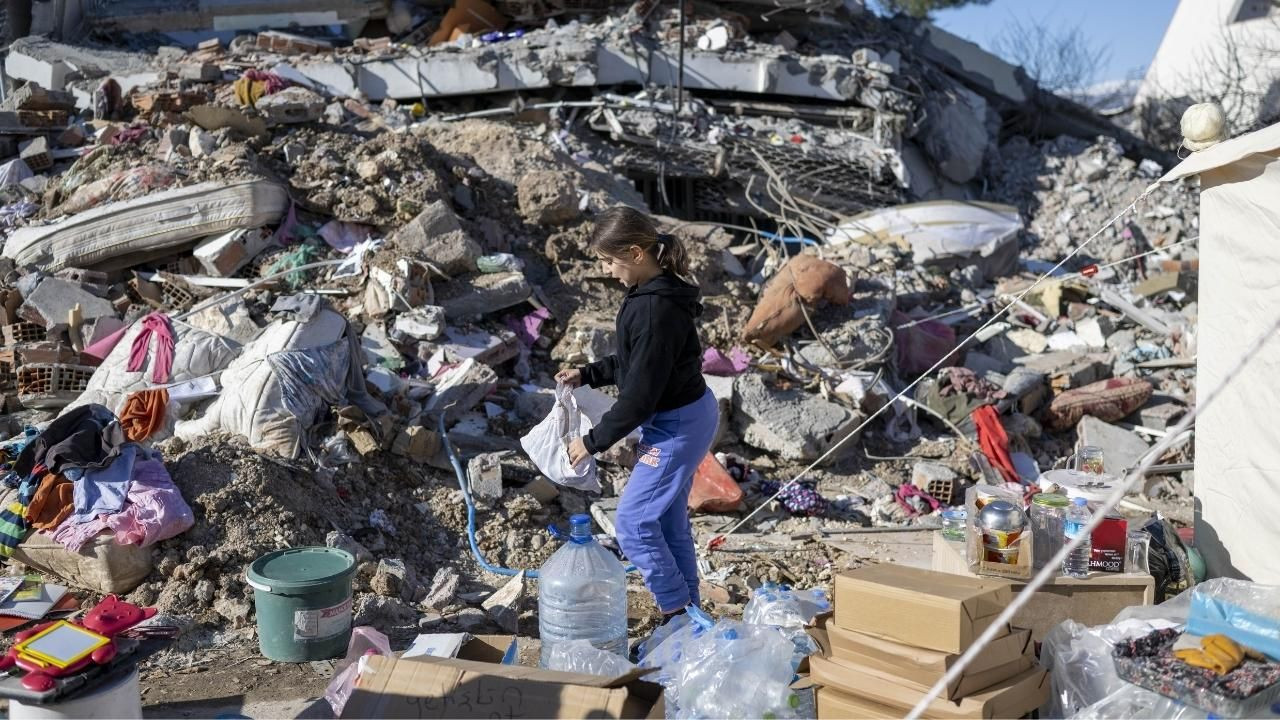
xmin=0 ymin=0 xmax=1212 ymax=712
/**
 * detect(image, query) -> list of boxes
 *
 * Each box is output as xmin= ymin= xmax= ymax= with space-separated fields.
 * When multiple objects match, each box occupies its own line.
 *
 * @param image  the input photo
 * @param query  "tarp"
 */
xmin=1152 ymin=121 xmax=1280 ymax=585
xmin=826 ymin=201 xmax=1021 ymax=280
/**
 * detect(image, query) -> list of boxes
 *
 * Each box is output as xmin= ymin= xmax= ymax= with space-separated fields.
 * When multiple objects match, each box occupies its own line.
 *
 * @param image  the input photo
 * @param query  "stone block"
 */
xmin=255 ymin=86 xmax=324 ymax=125
xmin=19 ymin=277 xmax=116 ymax=328
xmin=421 ymin=567 xmax=460 ymax=610
xmin=1136 ymin=398 xmax=1186 ymax=431
xmin=551 ymin=313 xmax=615 ymax=365
xmin=388 ymin=200 xmax=481 ymax=275
xmin=467 ymin=452 xmax=504 ymax=499
xmin=732 ymin=373 xmax=860 ymax=462
xmin=193 ymin=228 xmax=273 ymax=277
xmin=391 ymin=305 xmax=445 ymax=342
xmin=437 ymin=272 xmax=531 ymax=320
xmin=424 ymin=359 xmax=497 ymax=425
xmin=440 ymin=327 xmax=519 ymax=367
xmin=392 ymin=425 xmax=440 ymax=463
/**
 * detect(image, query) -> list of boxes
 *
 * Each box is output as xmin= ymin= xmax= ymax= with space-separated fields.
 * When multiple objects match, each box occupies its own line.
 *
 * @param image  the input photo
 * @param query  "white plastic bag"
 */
xmin=520 ymin=383 xmax=600 ymax=492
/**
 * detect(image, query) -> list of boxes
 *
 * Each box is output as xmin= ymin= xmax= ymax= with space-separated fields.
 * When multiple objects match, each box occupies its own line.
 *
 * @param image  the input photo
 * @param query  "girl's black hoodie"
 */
xmin=579 ymin=272 xmax=707 ymax=454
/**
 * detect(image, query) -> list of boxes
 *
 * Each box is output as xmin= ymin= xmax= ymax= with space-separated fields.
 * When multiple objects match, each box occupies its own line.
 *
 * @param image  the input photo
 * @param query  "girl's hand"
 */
xmin=555 ymin=369 xmax=582 ymax=388
xmin=567 ymin=437 xmax=590 ymax=467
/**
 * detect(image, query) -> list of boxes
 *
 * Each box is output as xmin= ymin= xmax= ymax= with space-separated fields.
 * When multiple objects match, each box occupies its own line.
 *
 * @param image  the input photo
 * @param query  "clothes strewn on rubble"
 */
xmin=13 ymin=404 xmax=125 ymax=479
xmin=127 ymin=312 xmax=175 ymax=383
xmin=51 ymin=448 xmax=192 ymax=551
xmin=25 ymin=473 xmax=73 ymax=531
xmin=120 ymin=388 xmax=169 ymax=442
xmin=69 ymin=444 xmax=139 ymax=523
xmin=973 ymin=405 xmax=1021 ymax=484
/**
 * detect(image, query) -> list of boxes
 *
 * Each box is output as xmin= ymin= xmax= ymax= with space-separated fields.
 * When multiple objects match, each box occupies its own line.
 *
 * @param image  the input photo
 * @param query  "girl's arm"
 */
xmin=580 ymin=354 xmax=621 ymax=388
xmin=583 ymin=310 xmax=676 ymax=454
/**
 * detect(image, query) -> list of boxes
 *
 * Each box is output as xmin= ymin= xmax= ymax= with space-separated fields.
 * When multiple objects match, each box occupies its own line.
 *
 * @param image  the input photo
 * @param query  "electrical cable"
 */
xmin=438 ymin=413 xmax=637 ymax=579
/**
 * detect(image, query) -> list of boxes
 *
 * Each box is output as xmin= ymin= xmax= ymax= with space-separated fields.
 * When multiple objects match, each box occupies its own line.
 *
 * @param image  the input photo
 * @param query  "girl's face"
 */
xmin=597 ymin=247 xmax=655 ymax=287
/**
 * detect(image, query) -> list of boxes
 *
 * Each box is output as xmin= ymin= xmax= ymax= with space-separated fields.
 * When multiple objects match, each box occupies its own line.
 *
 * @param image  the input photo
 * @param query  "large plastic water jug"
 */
xmin=538 ymin=514 xmax=628 ymax=668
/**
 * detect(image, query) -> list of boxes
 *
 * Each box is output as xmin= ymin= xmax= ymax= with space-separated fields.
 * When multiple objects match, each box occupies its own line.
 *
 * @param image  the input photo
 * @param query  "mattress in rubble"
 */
xmin=2 ymin=178 xmax=290 ymax=271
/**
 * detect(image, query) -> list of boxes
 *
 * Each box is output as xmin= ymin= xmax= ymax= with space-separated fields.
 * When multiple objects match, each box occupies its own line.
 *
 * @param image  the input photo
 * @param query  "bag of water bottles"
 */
xmin=640 ymin=608 xmax=815 ymax=720
xmin=743 ymin=584 xmax=831 ymax=630
xmin=520 ymin=383 xmax=601 ymax=492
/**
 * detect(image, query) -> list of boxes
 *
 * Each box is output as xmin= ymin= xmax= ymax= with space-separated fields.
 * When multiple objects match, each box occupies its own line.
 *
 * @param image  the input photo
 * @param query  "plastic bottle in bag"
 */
xmin=538 ymin=514 xmax=628 ymax=667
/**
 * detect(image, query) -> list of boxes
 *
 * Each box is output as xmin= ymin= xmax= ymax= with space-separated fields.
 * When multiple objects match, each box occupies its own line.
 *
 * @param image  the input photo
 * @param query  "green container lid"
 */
xmin=246 ymin=547 xmax=355 ymax=593
xmin=1032 ymin=493 xmax=1070 ymax=508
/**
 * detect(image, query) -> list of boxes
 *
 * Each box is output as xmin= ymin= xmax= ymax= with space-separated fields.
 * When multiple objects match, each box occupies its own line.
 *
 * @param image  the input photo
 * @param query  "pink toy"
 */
xmin=0 ymin=595 xmax=157 ymax=692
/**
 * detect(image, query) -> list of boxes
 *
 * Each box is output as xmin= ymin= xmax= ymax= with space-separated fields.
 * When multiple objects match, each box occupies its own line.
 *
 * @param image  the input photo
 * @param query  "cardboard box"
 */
xmin=342 ymin=653 xmax=664 ymax=719
xmin=810 ymin=657 xmax=1050 ymax=720
xmin=810 ymin=615 xmax=1032 ymax=701
xmin=833 ymin=564 xmax=1013 ymax=654
xmin=816 ymin=687 xmax=903 ymax=719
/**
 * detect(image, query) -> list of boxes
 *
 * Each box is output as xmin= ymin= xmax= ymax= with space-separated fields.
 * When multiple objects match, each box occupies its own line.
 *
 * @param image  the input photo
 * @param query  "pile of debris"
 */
xmin=0 ymin=0 xmax=1200 ymax=658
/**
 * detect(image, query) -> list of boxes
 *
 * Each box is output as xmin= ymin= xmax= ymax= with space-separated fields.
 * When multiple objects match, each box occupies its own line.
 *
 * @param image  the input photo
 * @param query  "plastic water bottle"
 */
xmin=1062 ymin=497 xmax=1093 ymax=579
xmin=538 ymin=514 xmax=628 ymax=667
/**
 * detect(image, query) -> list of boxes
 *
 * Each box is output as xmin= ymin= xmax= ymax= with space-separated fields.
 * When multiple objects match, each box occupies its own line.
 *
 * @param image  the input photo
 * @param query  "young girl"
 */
xmin=557 ymin=206 xmax=717 ymax=624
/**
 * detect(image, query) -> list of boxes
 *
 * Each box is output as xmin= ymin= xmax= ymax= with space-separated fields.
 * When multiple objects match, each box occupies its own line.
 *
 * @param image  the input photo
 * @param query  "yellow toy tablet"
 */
xmin=12 ymin=621 xmax=110 ymax=670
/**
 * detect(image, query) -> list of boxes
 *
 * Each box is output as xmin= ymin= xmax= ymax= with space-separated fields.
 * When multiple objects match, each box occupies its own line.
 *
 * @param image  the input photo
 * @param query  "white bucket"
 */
xmin=9 ymin=668 xmax=142 ymax=720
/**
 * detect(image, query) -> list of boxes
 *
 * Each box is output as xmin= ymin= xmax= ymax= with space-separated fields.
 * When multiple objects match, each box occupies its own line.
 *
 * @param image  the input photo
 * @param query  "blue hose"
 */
xmin=438 ymin=414 xmax=636 ymax=578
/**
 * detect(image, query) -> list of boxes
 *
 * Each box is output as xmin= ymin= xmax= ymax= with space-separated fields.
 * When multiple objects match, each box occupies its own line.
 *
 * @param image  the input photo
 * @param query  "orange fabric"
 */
xmin=25 ymin=473 xmax=74 ymax=531
xmin=120 ymin=388 xmax=169 ymax=442
xmin=973 ymin=405 xmax=1020 ymax=484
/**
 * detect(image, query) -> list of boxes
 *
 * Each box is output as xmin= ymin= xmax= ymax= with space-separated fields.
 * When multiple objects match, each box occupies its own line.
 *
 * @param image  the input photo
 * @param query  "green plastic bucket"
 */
xmin=246 ymin=547 xmax=356 ymax=662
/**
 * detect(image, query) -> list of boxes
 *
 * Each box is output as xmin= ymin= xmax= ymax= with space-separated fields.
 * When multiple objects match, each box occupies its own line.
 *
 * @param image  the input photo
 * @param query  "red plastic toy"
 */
xmin=0 ymin=595 xmax=156 ymax=692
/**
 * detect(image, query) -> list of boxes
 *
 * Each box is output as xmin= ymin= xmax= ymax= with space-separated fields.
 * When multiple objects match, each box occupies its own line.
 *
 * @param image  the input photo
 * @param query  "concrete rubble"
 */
xmin=0 ymin=0 xmax=1204 ymax=710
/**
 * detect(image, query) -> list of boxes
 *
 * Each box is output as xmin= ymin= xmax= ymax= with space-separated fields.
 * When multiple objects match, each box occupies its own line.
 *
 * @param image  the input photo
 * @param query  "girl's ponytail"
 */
xmin=654 ymin=233 xmax=691 ymax=278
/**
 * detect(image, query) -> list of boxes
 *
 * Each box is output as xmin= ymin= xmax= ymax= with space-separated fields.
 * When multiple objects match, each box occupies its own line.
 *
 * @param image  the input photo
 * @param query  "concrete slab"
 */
xmin=733 ymin=373 xmax=861 ymax=462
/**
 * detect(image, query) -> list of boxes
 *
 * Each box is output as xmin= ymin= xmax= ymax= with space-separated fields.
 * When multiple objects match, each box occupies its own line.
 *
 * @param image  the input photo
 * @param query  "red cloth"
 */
xmin=127 ymin=313 xmax=175 ymax=383
xmin=973 ymin=405 xmax=1020 ymax=484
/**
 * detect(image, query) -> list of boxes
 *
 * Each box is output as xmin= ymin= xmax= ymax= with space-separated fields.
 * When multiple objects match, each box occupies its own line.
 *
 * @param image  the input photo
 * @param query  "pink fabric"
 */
xmin=49 ymin=456 xmax=193 ymax=551
xmin=102 ymin=457 xmax=193 ymax=547
xmin=508 ymin=307 xmax=551 ymax=347
xmin=49 ymin=515 xmax=106 ymax=552
xmin=82 ymin=325 xmax=130 ymax=363
xmin=243 ymin=69 xmax=289 ymax=94
xmin=702 ymin=347 xmax=751 ymax=376
xmin=127 ymin=313 xmax=175 ymax=383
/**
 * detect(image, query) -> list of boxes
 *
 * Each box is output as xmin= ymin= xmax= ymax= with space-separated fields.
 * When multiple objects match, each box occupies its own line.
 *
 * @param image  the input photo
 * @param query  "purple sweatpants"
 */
xmin=615 ymin=389 xmax=718 ymax=613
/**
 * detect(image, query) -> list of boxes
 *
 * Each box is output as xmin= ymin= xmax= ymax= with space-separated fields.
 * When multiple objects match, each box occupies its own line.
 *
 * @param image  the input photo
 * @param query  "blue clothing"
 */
xmin=69 ymin=444 xmax=140 ymax=524
xmin=615 ymin=389 xmax=718 ymax=613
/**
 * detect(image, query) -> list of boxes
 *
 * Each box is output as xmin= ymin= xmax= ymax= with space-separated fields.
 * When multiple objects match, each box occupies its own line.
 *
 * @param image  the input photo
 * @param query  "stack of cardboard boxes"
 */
xmin=808 ymin=564 xmax=1051 ymax=719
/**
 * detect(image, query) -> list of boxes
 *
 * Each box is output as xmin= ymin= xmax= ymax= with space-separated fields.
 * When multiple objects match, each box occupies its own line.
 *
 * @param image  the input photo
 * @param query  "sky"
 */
xmin=931 ymin=0 xmax=1181 ymax=86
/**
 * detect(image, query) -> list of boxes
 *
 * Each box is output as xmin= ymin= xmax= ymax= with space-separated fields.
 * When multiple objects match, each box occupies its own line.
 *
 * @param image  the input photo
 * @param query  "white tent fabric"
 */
xmin=826 ymin=200 xmax=1022 ymax=279
xmin=1153 ymin=122 xmax=1280 ymax=585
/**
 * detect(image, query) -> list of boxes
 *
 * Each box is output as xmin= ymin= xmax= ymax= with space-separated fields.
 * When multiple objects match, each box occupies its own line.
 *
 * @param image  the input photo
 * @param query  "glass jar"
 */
xmin=1075 ymin=446 xmax=1105 ymax=475
xmin=1030 ymin=493 xmax=1070 ymax=572
xmin=940 ymin=509 xmax=967 ymax=542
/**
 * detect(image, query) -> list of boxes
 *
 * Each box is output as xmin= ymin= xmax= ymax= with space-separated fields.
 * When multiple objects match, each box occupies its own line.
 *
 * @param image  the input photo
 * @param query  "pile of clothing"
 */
xmin=0 ymin=404 xmax=193 ymax=556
